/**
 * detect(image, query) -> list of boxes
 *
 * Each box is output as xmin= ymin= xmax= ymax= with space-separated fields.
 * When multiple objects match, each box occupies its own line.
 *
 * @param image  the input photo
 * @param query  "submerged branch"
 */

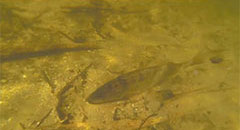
xmin=0 ymin=46 xmax=100 ymax=63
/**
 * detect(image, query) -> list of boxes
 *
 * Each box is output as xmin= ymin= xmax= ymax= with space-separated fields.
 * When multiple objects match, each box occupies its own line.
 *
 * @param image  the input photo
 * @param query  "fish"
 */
xmin=0 ymin=46 xmax=100 ymax=63
xmin=86 ymin=62 xmax=182 ymax=104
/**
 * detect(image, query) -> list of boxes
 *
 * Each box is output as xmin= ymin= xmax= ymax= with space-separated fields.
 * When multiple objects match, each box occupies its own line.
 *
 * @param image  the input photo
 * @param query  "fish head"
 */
xmin=86 ymin=77 xmax=129 ymax=104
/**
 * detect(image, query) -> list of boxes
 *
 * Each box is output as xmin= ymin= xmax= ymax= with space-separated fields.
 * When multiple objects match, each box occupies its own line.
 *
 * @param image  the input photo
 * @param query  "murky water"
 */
xmin=0 ymin=0 xmax=239 ymax=130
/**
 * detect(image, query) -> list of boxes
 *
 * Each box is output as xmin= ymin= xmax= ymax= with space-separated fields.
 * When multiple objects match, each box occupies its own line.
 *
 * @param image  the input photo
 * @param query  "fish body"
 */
xmin=87 ymin=63 xmax=181 ymax=104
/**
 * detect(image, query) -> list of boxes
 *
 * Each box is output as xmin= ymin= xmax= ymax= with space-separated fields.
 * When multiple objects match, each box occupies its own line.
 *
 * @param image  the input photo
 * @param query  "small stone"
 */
xmin=193 ymin=70 xmax=199 ymax=75
xmin=161 ymin=90 xmax=174 ymax=100
xmin=22 ymin=75 xmax=27 ymax=78
xmin=8 ymin=118 xmax=12 ymax=122
xmin=113 ymin=108 xmax=124 ymax=121
xmin=131 ymin=104 xmax=135 ymax=107
xmin=210 ymin=57 xmax=223 ymax=64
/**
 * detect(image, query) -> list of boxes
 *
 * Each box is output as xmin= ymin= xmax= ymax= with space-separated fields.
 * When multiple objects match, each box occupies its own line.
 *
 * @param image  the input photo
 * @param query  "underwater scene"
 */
xmin=0 ymin=0 xmax=239 ymax=130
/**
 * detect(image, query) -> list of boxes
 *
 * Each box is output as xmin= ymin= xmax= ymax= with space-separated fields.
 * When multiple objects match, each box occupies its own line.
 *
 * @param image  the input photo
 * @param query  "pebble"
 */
xmin=210 ymin=57 xmax=223 ymax=64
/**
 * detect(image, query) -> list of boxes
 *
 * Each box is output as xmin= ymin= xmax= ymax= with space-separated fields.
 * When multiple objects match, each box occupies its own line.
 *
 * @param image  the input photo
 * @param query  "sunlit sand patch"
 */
xmin=0 ymin=83 xmax=30 ymax=102
xmin=76 ymin=122 xmax=90 ymax=130
xmin=104 ymin=55 xmax=119 ymax=68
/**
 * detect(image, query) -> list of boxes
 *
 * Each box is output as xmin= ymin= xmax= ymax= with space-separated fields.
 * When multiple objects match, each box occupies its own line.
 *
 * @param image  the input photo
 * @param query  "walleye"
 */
xmin=87 ymin=63 xmax=181 ymax=104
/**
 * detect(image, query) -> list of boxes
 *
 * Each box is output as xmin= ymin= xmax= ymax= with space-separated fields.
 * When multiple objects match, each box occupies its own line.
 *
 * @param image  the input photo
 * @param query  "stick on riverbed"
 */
xmin=0 ymin=46 xmax=100 ymax=63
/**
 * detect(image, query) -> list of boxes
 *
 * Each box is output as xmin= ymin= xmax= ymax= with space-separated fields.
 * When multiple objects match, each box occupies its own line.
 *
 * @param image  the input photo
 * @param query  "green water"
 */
xmin=0 ymin=0 xmax=239 ymax=130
